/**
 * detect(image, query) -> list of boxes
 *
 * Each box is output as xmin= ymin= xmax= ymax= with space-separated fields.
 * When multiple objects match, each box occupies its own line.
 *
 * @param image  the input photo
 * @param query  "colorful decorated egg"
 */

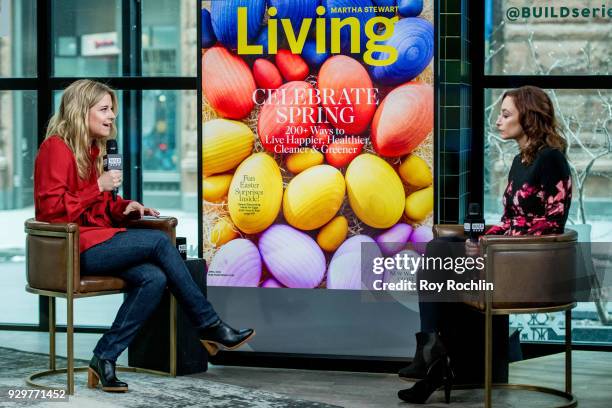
xmin=258 ymin=81 xmax=317 ymax=153
xmin=259 ymin=224 xmax=326 ymax=288
xmin=345 ymin=154 xmax=405 ymax=228
xmin=283 ymin=165 xmax=346 ymax=230
xmin=318 ymin=55 xmax=377 ymax=135
xmin=317 ymin=216 xmax=348 ymax=252
xmin=210 ymin=0 xmax=266 ymax=49
xmin=398 ymin=0 xmax=423 ymax=17
xmin=275 ymin=49 xmax=310 ymax=81
xmin=201 ymin=8 xmax=217 ymax=48
xmin=208 ymin=239 xmax=262 ymax=287
xmin=405 ymin=185 xmax=433 ymax=221
xmin=228 ymin=153 xmax=283 ymax=234
xmin=371 ymin=82 xmax=433 ymax=157
xmin=286 ymin=148 xmax=324 ymax=174
xmin=269 ymin=0 xmax=318 ymax=25
xmin=327 ymin=235 xmax=382 ymax=290
xmin=370 ymin=18 xmax=434 ymax=85
xmin=376 ymin=223 xmax=413 ymax=256
xmin=202 ymin=46 xmax=256 ymax=119
xmin=202 ymin=119 xmax=254 ymax=175
xmin=398 ymin=154 xmax=432 ymax=188
xmin=411 ymin=225 xmax=433 ymax=254
xmin=325 ymin=136 xmax=364 ymax=168
xmin=203 ymin=174 xmax=233 ymax=202
xmin=301 ymin=39 xmax=330 ymax=68
xmin=253 ymin=58 xmax=283 ymax=90
xmin=209 ymin=217 xmax=239 ymax=247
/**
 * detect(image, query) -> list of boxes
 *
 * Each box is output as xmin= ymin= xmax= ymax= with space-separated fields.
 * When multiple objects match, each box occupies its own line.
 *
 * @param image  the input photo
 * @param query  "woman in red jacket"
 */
xmin=35 ymin=79 xmax=254 ymax=392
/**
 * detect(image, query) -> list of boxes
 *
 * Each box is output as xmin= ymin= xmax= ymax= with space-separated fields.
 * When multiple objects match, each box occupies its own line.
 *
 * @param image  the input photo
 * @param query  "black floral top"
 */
xmin=486 ymin=147 xmax=572 ymax=236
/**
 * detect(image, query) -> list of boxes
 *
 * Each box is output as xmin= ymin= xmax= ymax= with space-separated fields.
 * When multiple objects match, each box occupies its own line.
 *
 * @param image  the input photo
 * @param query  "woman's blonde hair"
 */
xmin=45 ymin=79 xmax=118 ymax=179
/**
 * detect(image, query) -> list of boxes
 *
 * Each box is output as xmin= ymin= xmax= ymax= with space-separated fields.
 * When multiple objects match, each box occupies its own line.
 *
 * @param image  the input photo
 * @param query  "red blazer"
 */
xmin=34 ymin=136 xmax=132 ymax=253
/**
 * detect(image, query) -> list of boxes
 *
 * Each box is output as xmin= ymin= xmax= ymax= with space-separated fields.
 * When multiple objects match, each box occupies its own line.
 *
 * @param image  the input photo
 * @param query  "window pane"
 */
xmin=484 ymin=88 xmax=612 ymax=345
xmin=0 ymin=0 xmax=36 ymax=77
xmin=0 ymin=91 xmax=37 ymax=324
xmin=484 ymin=0 xmax=611 ymax=75
xmin=142 ymin=0 xmax=196 ymax=76
xmin=142 ymin=90 xmax=198 ymax=256
xmin=52 ymin=0 xmax=122 ymax=77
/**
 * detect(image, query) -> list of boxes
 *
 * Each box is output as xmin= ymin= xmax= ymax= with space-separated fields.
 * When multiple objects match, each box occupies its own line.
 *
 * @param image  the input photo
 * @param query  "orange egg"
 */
xmin=202 ymin=46 xmax=256 ymax=120
xmin=325 ymin=136 xmax=364 ymax=168
xmin=253 ymin=58 xmax=283 ymax=90
xmin=318 ymin=55 xmax=377 ymax=135
xmin=371 ymin=82 xmax=433 ymax=157
xmin=275 ymin=49 xmax=309 ymax=81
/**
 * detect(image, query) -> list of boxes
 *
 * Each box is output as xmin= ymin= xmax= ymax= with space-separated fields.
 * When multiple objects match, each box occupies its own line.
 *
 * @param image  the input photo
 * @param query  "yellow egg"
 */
xmin=202 ymin=119 xmax=254 ymax=175
xmin=398 ymin=154 xmax=432 ymax=188
xmin=228 ymin=153 xmax=283 ymax=234
xmin=203 ymin=174 xmax=233 ymax=202
xmin=317 ymin=216 xmax=348 ymax=252
xmin=405 ymin=186 xmax=434 ymax=221
xmin=346 ymin=154 xmax=405 ymax=228
xmin=209 ymin=217 xmax=239 ymax=247
xmin=286 ymin=148 xmax=324 ymax=174
xmin=283 ymin=165 xmax=346 ymax=230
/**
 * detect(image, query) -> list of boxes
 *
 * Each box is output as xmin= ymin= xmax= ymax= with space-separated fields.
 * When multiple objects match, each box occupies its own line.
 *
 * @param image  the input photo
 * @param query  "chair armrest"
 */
xmin=433 ymin=224 xmax=465 ymax=239
xmin=125 ymin=216 xmax=178 ymax=243
xmin=25 ymin=218 xmax=79 ymax=234
xmin=480 ymin=228 xmax=577 ymax=248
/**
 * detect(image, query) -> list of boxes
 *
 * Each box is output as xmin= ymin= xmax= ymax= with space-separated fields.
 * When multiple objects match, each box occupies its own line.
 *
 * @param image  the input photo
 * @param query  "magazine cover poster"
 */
xmin=201 ymin=0 xmax=434 ymax=290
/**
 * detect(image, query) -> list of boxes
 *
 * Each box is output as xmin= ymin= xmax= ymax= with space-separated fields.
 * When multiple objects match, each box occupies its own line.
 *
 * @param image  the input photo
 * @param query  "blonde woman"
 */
xmin=34 ymin=79 xmax=254 ymax=393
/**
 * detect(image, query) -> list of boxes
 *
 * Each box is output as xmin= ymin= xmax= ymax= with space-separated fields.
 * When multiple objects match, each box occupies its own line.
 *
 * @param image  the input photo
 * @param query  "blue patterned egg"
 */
xmin=370 ymin=17 xmax=433 ymax=85
xmin=398 ymin=0 xmax=423 ymax=17
xmin=372 ymin=0 xmax=397 ymax=17
xmin=301 ymin=39 xmax=330 ymax=68
xmin=269 ymin=0 xmax=319 ymax=25
xmin=211 ymin=0 xmax=266 ymax=49
xmin=323 ymin=0 xmax=375 ymax=56
xmin=201 ymin=8 xmax=217 ymax=48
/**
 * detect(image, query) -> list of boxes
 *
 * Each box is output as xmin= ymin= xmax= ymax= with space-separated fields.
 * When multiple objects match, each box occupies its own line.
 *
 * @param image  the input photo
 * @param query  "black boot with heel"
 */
xmin=87 ymin=355 xmax=128 ymax=392
xmin=198 ymin=320 xmax=255 ymax=356
xmin=398 ymin=355 xmax=455 ymax=404
xmin=398 ymin=332 xmax=447 ymax=380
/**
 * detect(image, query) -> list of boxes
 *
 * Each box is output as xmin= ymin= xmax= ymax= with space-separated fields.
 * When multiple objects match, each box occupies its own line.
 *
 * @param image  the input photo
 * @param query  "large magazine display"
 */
xmin=201 ymin=0 xmax=435 ymax=290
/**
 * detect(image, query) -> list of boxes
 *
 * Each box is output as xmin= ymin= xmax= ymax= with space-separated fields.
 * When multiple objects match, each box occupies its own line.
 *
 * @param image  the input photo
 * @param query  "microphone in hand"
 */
xmin=103 ymin=139 xmax=123 ymax=201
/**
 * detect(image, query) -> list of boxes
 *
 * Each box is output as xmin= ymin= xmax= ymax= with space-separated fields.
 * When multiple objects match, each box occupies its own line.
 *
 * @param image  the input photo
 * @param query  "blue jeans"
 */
xmin=81 ymin=229 xmax=220 ymax=362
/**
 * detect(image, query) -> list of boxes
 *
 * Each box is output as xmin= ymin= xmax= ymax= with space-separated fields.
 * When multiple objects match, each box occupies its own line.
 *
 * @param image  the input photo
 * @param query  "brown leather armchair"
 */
xmin=24 ymin=217 xmax=179 ymax=394
xmin=433 ymin=224 xmax=578 ymax=408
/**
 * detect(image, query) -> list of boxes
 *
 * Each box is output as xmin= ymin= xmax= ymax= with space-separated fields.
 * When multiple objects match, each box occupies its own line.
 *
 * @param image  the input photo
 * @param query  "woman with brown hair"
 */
xmin=34 ymin=79 xmax=255 ymax=393
xmin=397 ymin=86 xmax=572 ymax=404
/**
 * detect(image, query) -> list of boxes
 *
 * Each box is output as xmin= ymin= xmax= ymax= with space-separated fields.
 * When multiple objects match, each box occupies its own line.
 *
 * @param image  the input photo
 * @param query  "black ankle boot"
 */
xmin=398 ymin=356 xmax=454 ymax=404
xmin=398 ymin=332 xmax=447 ymax=380
xmin=88 ymin=355 xmax=128 ymax=392
xmin=199 ymin=320 xmax=255 ymax=356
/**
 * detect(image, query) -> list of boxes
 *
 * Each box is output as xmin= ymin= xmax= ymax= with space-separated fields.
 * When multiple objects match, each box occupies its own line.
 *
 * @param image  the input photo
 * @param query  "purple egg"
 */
xmin=201 ymin=8 xmax=217 ymax=48
xmin=370 ymin=17 xmax=434 ymax=85
xmin=376 ymin=223 xmax=413 ymax=256
xmin=410 ymin=225 xmax=433 ymax=255
xmin=261 ymin=277 xmax=284 ymax=288
xmin=259 ymin=225 xmax=326 ymax=288
xmin=211 ymin=0 xmax=266 ymax=49
xmin=398 ymin=0 xmax=423 ymax=17
xmin=327 ymin=235 xmax=382 ymax=290
xmin=301 ymin=39 xmax=330 ymax=68
xmin=208 ymin=239 xmax=262 ymax=287
xmin=372 ymin=0 xmax=397 ymax=17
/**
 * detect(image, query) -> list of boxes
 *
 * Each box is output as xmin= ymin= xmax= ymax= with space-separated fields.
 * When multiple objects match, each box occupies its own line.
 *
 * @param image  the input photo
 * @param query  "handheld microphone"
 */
xmin=103 ymin=139 xmax=122 ymax=201
xmin=464 ymin=203 xmax=485 ymax=242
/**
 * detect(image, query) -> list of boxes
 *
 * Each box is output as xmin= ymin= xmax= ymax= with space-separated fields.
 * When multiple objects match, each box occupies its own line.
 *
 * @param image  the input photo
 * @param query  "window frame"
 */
xmin=0 ymin=0 xmax=197 ymax=333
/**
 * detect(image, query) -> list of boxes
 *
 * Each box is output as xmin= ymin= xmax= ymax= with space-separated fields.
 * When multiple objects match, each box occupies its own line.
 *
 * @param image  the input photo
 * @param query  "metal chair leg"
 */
xmin=67 ymin=295 xmax=74 ymax=395
xmin=565 ymin=309 xmax=572 ymax=394
xmin=49 ymin=297 xmax=56 ymax=371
